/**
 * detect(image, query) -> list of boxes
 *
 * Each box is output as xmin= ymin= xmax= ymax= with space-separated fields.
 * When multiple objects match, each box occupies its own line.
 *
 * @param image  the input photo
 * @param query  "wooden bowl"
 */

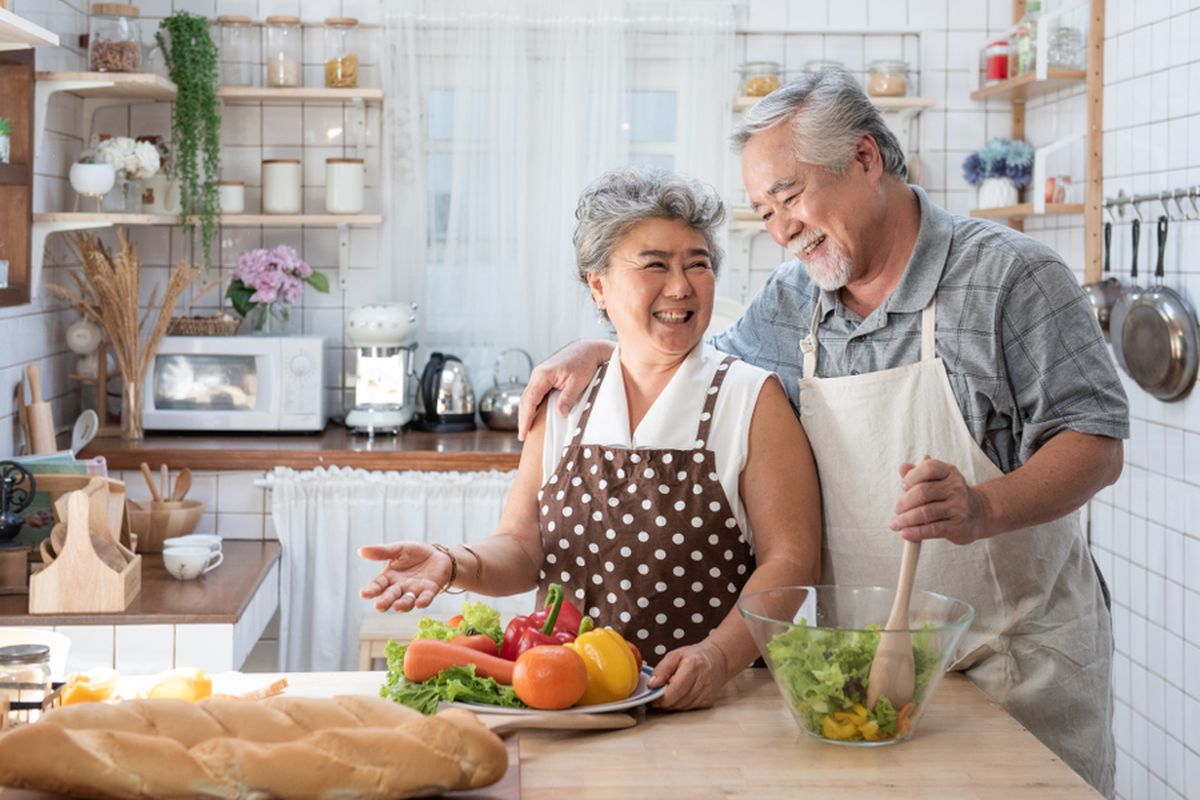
xmin=126 ymin=499 xmax=204 ymax=553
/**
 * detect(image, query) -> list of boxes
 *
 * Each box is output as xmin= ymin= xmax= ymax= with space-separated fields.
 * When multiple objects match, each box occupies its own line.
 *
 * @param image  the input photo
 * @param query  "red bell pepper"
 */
xmin=499 ymin=583 xmax=585 ymax=661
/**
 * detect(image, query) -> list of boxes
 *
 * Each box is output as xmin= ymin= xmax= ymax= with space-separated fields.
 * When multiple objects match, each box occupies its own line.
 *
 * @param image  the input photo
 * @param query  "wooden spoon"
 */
xmin=141 ymin=462 xmax=163 ymax=503
xmin=866 ymin=539 xmax=921 ymax=712
xmin=160 ymin=464 xmax=170 ymax=503
xmin=477 ymin=712 xmax=637 ymax=736
xmin=171 ymin=468 xmax=193 ymax=502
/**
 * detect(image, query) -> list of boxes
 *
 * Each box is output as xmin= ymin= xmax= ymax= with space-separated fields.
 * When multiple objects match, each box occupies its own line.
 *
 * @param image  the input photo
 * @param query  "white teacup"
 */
xmin=162 ymin=547 xmax=223 ymax=580
xmin=163 ymin=534 xmax=222 ymax=553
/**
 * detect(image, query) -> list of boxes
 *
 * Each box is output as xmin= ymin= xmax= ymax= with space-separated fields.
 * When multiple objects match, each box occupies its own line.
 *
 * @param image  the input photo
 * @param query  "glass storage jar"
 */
xmin=980 ymin=40 xmax=1010 ymax=86
xmin=265 ymin=16 xmax=303 ymax=88
xmin=325 ymin=157 xmax=364 ymax=214
xmin=0 ymin=644 xmax=51 ymax=726
xmin=89 ymin=3 xmax=142 ymax=73
xmin=1047 ymin=25 xmax=1084 ymax=70
xmin=217 ymin=15 xmax=257 ymax=87
xmin=738 ymin=61 xmax=781 ymax=97
xmin=324 ymin=17 xmax=359 ymax=88
xmin=867 ymin=59 xmax=910 ymax=97
xmin=262 ymin=159 xmax=301 ymax=214
xmin=802 ymin=59 xmax=844 ymax=74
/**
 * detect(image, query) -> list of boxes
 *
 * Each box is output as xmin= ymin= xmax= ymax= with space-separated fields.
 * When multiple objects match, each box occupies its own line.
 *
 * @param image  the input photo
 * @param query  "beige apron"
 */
xmin=798 ymin=298 xmax=1114 ymax=797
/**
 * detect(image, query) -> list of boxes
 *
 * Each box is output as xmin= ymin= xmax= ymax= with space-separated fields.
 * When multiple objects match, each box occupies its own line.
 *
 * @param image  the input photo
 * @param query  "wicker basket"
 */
xmin=167 ymin=313 xmax=241 ymax=336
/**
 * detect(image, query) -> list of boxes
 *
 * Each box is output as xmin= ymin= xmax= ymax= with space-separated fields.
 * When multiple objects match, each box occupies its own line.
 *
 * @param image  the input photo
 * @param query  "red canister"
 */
xmin=982 ymin=40 xmax=1010 ymax=85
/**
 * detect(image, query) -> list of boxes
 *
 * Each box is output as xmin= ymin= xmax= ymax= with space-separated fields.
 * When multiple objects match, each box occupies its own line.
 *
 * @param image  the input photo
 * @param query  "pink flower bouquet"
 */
xmin=225 ymin=245 xmax=330 ymax=332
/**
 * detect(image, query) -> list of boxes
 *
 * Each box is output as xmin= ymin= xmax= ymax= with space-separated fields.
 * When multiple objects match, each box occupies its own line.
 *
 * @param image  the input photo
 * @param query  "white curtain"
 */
xmin=267 ymin=466 xmax=523 ymax=672
xmin=381 ymin=0 xmax=736 ymax=383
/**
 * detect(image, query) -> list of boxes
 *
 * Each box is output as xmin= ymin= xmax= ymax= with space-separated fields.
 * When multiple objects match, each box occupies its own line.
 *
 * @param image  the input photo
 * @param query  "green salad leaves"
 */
xmin=378 ymin=600 xmax=523 ymax=714
xmin=766 ymin=621 xmax=938 ymax=741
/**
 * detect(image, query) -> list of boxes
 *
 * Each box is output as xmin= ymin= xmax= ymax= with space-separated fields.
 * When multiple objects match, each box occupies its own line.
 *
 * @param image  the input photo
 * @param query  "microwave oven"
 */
xmin=142 ymin=336 xmax=326 ymax=432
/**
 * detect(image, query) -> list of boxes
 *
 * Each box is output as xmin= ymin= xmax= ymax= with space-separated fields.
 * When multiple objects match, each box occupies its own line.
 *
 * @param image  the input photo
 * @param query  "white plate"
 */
xmin=448 ymin=665 xmax=663 ymax=715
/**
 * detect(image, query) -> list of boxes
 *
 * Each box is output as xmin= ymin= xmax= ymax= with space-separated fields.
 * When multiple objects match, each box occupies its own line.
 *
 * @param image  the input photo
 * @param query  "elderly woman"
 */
xmin=360 ymin=168 xmax=820 ymax=709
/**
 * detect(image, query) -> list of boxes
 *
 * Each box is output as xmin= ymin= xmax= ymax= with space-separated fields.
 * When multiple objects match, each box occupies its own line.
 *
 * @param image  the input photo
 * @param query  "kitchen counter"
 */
xmin=76 ymin=668 xmax=1092 ymax=798
xmin=0 ymin=541 xmax=279 ymax=626
xmin=79 ymin=427 xmax=523 ymax=472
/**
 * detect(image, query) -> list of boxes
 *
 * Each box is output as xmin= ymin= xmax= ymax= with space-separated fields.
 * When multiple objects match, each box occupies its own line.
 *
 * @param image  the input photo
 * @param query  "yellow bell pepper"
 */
xmin=821 ymin=715 xmax=858 ymax=740
xmin=564 ymin=627 xmax=639 ymax=706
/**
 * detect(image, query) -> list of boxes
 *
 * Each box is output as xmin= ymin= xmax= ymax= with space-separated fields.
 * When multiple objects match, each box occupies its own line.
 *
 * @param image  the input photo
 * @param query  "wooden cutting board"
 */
xmin=0 ymin=737 xmax=521 ymax=800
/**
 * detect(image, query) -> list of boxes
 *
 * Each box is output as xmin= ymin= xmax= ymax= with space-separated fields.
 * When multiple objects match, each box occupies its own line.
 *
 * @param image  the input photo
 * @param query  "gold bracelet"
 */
xmin=460 ymin=543 xmax=483 ymax=583
xmin=431 ymin=543 xmax=466 ymax=595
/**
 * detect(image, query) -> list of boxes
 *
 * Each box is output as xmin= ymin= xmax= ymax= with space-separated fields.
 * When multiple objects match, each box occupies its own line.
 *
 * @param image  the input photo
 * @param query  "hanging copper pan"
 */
xmin=1120 ymin=215 xmax=1199 ymax=401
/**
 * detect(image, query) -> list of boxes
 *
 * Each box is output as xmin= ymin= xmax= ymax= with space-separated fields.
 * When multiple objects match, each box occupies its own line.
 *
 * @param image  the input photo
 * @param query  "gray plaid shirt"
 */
xmin=712 ymin=185 xmax=1129 ymax=474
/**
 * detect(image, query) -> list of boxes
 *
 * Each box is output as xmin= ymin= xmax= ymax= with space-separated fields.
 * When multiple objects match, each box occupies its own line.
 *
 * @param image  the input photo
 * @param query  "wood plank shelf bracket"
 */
xmin=337 ymin=223 xmax=350 ymax=291
xmin=352 ymin=97 xmax=367 ymax=160
xmin=31 ymin=216 xmax=113 ymax=296
xmin=34 ymin=77 xmax=119 ymax=154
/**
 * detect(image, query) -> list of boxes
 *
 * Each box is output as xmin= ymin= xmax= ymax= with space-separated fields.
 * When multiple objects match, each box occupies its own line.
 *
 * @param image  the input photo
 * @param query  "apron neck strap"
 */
xmin=570 ymin=362 xmax=609 ymax=448
xmin=801 ymin=306 xmax=821 ymax=378
xmin=921 ymin=296 xmax=937 ymax=360
xmin=696 ymin=355 xmax=738 ymax=442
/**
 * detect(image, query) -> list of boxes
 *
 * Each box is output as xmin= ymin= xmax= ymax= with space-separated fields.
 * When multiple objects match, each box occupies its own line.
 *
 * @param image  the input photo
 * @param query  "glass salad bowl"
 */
xmin=737 ymin=585 xmax=974 ymax=747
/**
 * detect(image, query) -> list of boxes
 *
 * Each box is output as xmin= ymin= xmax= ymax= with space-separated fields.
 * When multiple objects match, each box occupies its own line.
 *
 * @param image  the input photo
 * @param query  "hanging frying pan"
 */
xmin=1120 ymin=215 xmax=1199 ymax=401
xmin=1108 ymin=217 xmax=1141 ymax=375
xmin=1083 ymin=221 xmax=1123 ymax=341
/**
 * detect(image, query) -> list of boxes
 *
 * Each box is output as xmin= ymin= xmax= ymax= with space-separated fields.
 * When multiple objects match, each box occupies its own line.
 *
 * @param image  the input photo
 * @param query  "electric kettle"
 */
xmin=412 ymin=352 xmax=477 ymax=432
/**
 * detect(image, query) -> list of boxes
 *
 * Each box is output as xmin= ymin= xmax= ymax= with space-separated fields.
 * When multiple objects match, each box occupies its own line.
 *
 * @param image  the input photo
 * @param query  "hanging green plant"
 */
xmin=156 ymin=12 xmax=221 ymax=268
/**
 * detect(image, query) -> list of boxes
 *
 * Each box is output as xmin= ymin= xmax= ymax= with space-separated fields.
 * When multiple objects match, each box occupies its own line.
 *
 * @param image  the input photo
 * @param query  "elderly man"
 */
xmin=519 ymin=69 xmax=1125 ymax=796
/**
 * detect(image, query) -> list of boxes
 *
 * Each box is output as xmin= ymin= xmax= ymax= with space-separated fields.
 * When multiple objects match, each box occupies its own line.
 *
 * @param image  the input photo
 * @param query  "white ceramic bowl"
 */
xmin=162 ymin=547 xmax=223 ymax=580
xmin=0 ymin=627 xmax=71 ymax=681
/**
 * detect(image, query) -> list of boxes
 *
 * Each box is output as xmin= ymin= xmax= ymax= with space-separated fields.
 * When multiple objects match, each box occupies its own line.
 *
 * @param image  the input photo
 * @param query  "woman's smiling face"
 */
xmin=588 ymin=217 xmax=715 ymax=362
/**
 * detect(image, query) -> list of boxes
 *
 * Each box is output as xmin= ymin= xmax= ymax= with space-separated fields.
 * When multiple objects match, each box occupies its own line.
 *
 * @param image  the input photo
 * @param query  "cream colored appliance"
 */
xmin=345 ymin=303 xmax=419 ymax=433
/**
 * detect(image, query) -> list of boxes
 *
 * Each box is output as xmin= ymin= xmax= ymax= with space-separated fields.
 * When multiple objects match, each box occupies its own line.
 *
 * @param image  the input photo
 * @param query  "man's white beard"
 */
xmin=803 ymin=245 xmax=853 ymax=292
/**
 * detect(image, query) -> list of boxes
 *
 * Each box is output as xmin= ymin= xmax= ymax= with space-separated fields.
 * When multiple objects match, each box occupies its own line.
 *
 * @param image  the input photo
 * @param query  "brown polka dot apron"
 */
xmin=537 ymin=355 xmax=754 ymax=662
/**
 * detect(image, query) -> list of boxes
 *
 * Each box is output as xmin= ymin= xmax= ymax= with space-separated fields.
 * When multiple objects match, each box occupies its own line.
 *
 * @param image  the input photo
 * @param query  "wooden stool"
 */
xmin=357 ymin=613 xmax=422 ymax=671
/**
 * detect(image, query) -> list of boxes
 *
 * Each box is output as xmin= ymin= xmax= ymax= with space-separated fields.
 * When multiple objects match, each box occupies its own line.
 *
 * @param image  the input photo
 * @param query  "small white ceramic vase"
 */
xmin=140 ymin=173 xmax=180 ymax=214
xmin=0 ymin=134 xmax=10 ymax=164
xmin=70 ymin=162 xmax=116 ymax=211
xmin=977 ymin=177 xmax=1018 ymax=209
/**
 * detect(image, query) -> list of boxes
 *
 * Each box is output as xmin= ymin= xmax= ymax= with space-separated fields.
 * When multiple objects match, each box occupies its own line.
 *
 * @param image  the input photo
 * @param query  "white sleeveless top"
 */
xmin=543 ymin=344 xmax=773 ymax=545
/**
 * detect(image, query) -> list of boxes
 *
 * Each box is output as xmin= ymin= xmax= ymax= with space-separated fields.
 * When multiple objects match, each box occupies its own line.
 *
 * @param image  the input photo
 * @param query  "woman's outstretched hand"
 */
xmin=358 ymin=542 xmax=451 ymax=612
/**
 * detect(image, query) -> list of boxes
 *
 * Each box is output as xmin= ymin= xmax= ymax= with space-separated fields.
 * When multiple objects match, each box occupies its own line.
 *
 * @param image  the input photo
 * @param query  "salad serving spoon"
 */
xmin=866 ymin=539 xmax=921 ymax=712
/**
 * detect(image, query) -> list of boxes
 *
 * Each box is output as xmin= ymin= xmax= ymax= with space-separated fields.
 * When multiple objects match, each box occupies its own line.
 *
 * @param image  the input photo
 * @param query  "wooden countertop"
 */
xmin=173 ymin=670 xmax=1096 ymax=798
xmin=0 ymin=541 xmax=280 ymax=625
xmin=79 ymin=426 xmax=523 ymax=472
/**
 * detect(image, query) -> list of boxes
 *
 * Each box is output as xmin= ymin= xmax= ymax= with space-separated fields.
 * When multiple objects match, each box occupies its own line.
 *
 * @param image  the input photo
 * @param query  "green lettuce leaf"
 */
xmin=379 ymin=640 xmax=524 ymax=714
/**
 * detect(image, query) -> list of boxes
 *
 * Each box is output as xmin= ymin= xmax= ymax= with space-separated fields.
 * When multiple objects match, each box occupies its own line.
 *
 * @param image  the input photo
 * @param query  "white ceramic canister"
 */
xmin=218 ymin=180 xmax=245 ymax=214
xmin=261 ymin=159 xmax=301 ymax=214
xmin=324 ymin=157 xmax=364 ymax=214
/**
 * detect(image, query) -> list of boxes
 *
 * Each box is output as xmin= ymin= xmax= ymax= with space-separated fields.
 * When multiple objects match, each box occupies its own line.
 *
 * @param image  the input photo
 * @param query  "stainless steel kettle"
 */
xmin=412 ymin=352 xmax=477 ymax=432
xmin=479 ymin=349 xmax=533 ymax=431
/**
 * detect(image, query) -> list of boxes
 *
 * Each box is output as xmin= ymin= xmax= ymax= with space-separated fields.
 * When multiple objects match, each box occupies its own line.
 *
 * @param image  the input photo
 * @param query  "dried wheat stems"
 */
xmin=47 ymin=230 xmax=206 ymax=438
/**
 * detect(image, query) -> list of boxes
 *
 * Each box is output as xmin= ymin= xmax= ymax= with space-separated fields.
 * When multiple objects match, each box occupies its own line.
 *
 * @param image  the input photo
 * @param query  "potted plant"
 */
xmin=962 ymin=138 xmax=1033 ymax=209
xmin=69 ymin=155 xmax=117 ymax=212
xmin=156 ymin=12 xmax=221 ymax=267
xmin=0 ymin=117 xmax=10 ymax=164
xmin=226 ymin=246 xmax=330 ymax=334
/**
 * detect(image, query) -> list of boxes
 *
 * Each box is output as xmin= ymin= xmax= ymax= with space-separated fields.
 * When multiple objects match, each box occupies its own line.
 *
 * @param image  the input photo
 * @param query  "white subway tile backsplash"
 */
xmin=54 ymin=625 xmax=114 ymax=672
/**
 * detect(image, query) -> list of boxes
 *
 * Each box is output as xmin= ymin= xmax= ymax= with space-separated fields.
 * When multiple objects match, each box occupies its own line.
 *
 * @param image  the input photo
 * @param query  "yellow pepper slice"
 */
xmin=564 ymin=627 xmax=639 ymax=706
xmin=859 ymin=720 xmax=881 ymax=741
xmin=821 ymin=715 xmax=858 ymax=740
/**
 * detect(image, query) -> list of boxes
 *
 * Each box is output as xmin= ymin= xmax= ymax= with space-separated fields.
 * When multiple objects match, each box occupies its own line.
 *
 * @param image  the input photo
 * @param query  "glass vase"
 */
xmin=120 ymin=379 xmax=143 ymax=441
xmin=249 ymin=303 xmax=287 ymax=335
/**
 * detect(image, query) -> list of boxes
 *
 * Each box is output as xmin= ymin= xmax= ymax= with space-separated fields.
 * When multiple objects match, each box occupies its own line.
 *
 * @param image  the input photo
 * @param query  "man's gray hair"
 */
xmin=573 ymin=167 xmax=725 ymax=285
xmin=730 ymin=68 xmax=907 ymax=179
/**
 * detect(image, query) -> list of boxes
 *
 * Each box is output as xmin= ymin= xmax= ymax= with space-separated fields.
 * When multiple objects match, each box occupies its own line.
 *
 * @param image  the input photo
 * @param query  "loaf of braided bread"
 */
xmin=0 ymin=695 xmax=507 ymax=799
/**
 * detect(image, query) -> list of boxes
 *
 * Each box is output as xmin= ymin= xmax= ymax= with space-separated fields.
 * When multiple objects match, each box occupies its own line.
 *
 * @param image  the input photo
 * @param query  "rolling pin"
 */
xmin=25 ymin=363 xmax=58 ymax=455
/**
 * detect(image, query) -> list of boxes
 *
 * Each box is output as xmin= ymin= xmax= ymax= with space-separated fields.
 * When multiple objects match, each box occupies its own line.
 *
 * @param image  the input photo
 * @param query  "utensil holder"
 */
xmin=125 ymin=499 xmax=204 ymax=553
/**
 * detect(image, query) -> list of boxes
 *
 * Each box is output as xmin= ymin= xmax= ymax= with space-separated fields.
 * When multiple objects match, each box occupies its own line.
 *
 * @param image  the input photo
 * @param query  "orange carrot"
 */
xmin=447 ymin=614 xmax=464 ymax=627
xmin=403 ymin=638 xmax=515 ymax=685
xmin=449 ymin=633 xmax=499 ymax=655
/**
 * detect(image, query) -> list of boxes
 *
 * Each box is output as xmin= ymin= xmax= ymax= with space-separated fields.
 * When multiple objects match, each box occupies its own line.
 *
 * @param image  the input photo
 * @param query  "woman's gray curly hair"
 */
xmin=572 ymin=167 xmax=726 ymax=287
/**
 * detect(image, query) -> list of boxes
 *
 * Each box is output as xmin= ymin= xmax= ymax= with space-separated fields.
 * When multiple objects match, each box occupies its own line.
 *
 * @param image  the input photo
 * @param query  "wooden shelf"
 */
xmin=35 ymin=71 xmax=176 ymax=100
xmin=968 ymin=203 xmax=1084 ymax=220
xmin=34 ymin=212 xmax=383 ymax=227
xmin=733 ymin=95 xmax=936 ymax=115
xmin=0 ymin=7 xmax=59 ymax=50
xmin=968 ymin=70 xmax=1087 ymax=103
xmin=0 ymin=163 xmax=30 ymax=186
xmin=218 ymin=86 xmax=384 ymax=105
